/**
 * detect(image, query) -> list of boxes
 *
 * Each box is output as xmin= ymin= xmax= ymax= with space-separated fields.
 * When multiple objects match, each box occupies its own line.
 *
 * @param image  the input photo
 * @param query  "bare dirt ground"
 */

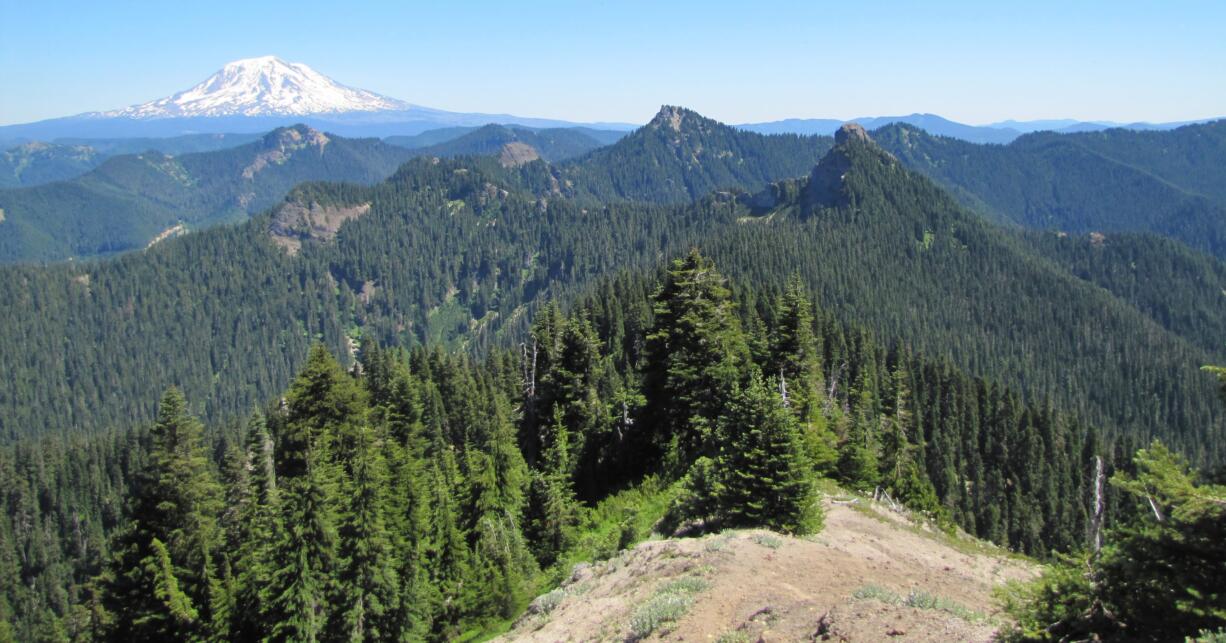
xmin=498 ymin=500 xmax=1036 ymax=642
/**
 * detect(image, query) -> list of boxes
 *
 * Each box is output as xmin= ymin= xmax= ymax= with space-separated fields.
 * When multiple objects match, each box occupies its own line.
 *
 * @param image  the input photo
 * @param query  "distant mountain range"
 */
xmin=2 ymin=56 xmax=1217 ymax=147
xmin=738 ymin=113 xmax=1221 ymax=144
xmin=0 ymin=57 xmax=637 ymax=143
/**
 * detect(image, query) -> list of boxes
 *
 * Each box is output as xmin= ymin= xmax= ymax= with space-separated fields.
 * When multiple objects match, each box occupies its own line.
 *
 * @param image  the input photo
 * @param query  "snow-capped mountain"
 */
xmin=104 ymin=56 xmax=411 ymax=119
xmin=0 ymin=57 xmax=633 ymax=142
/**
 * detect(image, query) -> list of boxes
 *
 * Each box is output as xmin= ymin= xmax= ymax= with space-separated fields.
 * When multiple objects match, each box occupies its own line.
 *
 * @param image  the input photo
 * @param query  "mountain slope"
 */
xmin=0 ymin=141 xmax=104 ymax=188
xmin=0 ymin=117 xmax=1222 ymax=465
xmin=717 ymin=124 xmax=1223 ymax=456
xmin=561 ymin=106 xmax=833 ymax=203
xmin=0 ymin=125 xmax=415 ymax=262
xmin=1023 ymin=120 xmax=1226 ymax=205
xmin=1021 ymin=230 xmax=1226 ymax=357
xmin=873 ymin=122 xmax=1226 ymax=258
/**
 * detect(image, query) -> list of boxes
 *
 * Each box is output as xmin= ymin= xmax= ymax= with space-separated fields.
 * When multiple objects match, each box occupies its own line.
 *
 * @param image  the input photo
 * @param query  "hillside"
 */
xmin=561 ymin=106 xmax=834 ymax=203
xmin=0 ymin=125 xmax=415 ymax=262
xmin=873 ymin=121 xmax=1226 ymax=258
xmin=0 ymin=117 xmax=1221 ymax=465
xmin=1021 ymin=120 xmax=1226 ymax=204
xmin=0 ymin=141 xmax=103 ymax=188
xmin=396 ymin=124 xmax=611 ymax=163
xmin=501 ymin=501 xmax=1035 ymax=642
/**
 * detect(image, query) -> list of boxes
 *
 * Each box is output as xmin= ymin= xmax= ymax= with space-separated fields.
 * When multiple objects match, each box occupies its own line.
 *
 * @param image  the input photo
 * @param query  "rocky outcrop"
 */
xmin=836 ymin=122 xmax=871 ymax=145
xmin=243 ymin=126 xmax=330 ymax=179
xmin=268 ymin=199 xmax=370 ymax=255
xmin=498 ymin=142 xmax=541 ymax=167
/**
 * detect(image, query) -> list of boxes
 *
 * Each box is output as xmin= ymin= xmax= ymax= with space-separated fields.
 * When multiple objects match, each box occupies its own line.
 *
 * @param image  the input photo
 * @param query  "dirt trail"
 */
xmin=499 ymin=500 xmax=1036 ymax=642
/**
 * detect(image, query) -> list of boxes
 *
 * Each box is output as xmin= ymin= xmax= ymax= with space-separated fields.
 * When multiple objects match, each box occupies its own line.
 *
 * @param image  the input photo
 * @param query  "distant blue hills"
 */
xmin=736 ymin=113 xmax=1221 ymax=144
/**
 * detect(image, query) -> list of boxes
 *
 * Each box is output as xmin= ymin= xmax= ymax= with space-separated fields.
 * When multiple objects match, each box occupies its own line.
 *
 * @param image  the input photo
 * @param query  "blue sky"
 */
xmin=1 ymin=0 xmax=1223 ymax=126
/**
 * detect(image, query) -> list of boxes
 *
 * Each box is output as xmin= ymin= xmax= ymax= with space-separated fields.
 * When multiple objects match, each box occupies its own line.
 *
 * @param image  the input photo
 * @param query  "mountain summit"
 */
xmin=102 ymin=56 xmax=410 ymax=119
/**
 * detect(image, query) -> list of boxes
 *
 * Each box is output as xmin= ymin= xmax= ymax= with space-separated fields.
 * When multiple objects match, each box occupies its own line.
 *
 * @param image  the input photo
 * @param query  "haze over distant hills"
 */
xmin=738 ymin=113 xmax=1221 ymax=144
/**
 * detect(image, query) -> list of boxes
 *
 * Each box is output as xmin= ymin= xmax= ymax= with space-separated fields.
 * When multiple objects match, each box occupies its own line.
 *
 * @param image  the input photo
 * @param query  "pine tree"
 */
xmin=331 ymin=425 xmax=400 ymax=642
xmin=838 ymin=386 xmax=881 ymax=491
xmin=525 ymin=409 xmax=582 ymax=565
xmin=769 ymin=277 xmax=838 ymax=475
xmin=642 ymin=249 xmax=749 ymax=472
xmin=714 ymin=372 xmax=822 ymax=535
xmin=97 ymin=388 xmax=222 ymax=642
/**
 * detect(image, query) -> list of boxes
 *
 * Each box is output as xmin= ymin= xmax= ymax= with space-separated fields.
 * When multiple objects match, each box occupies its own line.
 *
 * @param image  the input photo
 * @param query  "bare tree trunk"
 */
xmin=1091 ymin=455 xmax=1105 ymax=553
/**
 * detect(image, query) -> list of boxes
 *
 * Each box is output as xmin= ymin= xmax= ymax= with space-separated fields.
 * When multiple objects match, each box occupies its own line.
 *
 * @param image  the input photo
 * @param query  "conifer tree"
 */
xmin=769 ymin=277 xmax=838 ymax=475
xmin=525 ymin=409 xmax=582 ymax=565
xmin=714 ymin=372 xmax=821 ymax=534
xmin=642 ymin=249 xmax=749 ymax=471
xmin=331 ymin=425 xmax=400 ymax=642
xmin=228 ymin=412 xmax=279 ymax=641
xmin=424 ymin=450 xmax=470 ymax=639
xmin=97 ymin=388 xmax=222 ymax=641
xmin=838 ymin=386 xmax=881 ymax=491
xmin=262 ymin=453 xmax=337 ymax=643
xmin=263 ymin=346 xmax=352 ymax=643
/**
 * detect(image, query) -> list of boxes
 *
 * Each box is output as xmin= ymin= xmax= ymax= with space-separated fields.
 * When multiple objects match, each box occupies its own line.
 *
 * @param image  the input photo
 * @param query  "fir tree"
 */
xmin=642 ymin=249 xmax=749 ymax=472
xmin=331 ymin=426 xmax=400 ymax=642
xmin=769 ymin=277 xmax=838 ymax=475
xmin=714 ymin=372 xmax=822 ymax=534
xmin=525 ymin=409 xmax=582 ymax=565
xmin=838 ymin=386 xmax=881 ymax=491
xmin=97 ymin=388 xmax=222 ymax=642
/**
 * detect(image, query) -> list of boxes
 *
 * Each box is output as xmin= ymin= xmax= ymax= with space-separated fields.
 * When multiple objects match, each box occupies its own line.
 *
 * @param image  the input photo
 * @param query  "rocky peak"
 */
xmin=836 ymin=122 xmax=871 ymax=145
xmin=649 ymin=105 xmax=690 ymax=132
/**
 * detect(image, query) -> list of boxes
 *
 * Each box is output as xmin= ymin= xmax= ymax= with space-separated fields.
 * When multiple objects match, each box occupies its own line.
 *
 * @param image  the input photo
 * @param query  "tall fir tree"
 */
xmin=642 ymin=249 xmax=749 ymax=473
xmin=96 ymin=388 xmax=223 ymax=642
xmin=769 ymin=277 xmax=839 ymax=475
xmin=714 ymin=372 xmax=822 ymax=534
xmin=330 ymin=425 xmax=400 ymax=642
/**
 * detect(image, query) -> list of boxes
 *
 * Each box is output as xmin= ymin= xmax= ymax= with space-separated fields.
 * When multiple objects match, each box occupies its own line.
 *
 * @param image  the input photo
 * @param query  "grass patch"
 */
xmin=527 ymin=587 xmax=566 ymax=616
xmin=704 ymin=534 xmax=731 ymax=552
xmin=852 ymin=585 xmax=987 ymax=623
xmin=626 ymin=574 xmax=710 ymax=641
xmin=628 ymin=593 xmax=692 ymax=641
xmin=658 ymin=576 xmax=710 ymax=595
xmin=752 ymin=533 xmax=783 ymax=549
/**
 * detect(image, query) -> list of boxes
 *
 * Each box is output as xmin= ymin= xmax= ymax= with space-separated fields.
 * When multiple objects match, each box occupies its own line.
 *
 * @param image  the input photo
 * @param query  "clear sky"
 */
xmin=1 ymin=0 xmax=1223 ymax=126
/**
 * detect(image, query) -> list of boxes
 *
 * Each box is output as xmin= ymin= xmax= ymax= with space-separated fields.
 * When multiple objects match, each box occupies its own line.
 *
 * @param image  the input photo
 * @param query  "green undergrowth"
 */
xmin=462 ymin=478 xmax=679 ymax=641
xmin=551 ymin=475 xmax=680 ymax=582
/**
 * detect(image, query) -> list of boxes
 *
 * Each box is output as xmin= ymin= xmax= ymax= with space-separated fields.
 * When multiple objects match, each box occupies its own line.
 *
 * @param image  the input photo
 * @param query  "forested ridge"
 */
xmin=873 ymin=120 xmax=1226 ymax=259
xmin=0 ymin=126 xmax=416 ymax=263
xmin=2 ymin=252 xmax=1154 ymax=640
xmin=1 ymin=119 xmax=1222 ymax=461
xmin=0 ymin=112 xmax=1224 ymax=641
xmin=392 ymin=124 xmax=611 ymax=163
